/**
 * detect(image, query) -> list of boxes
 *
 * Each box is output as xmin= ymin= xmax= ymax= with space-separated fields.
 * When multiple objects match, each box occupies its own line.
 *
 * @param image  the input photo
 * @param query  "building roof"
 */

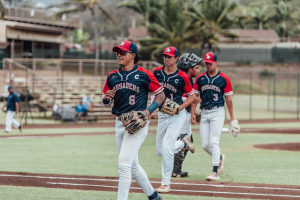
xmin=221 ymin=29 xmax=280 ymax=43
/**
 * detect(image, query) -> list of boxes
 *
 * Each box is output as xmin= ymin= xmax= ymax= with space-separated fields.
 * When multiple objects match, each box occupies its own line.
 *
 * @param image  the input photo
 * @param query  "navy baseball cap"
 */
xmin=7 ymin=85 xmax=13 ymax=90
xmin=204 ymin=52 xmax=217 ymax=64
xmin=112 ymin=41 xmax=138 ymax=54
xmin=161 ymin=47 xmax=178 ymax=57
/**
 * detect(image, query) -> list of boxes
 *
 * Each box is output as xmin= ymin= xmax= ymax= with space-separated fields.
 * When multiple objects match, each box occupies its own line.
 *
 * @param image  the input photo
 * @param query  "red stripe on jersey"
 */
xmin=153 ymin=66 xmax=163 ymax=73
xmin=178 ymin=70 xmax=194 ymax=96
xmin=137 ymin=66 xmax=163 ymax=95
xmin=193 ymin=72 xmax=206 ymax=93
xmin=219 ymin=72 xmax=233 ymax=96
xmin=102 ymin=69 xmax=118 ymax=95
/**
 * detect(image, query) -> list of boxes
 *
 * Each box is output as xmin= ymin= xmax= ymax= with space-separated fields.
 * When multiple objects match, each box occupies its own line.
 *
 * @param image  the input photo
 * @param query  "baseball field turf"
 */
xmin=0 ymin=121 xmax=299 ymax=199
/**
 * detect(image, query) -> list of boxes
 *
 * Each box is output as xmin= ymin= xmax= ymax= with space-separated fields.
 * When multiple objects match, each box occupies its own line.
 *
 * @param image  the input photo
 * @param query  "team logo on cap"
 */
xmin=206 ymin=54 xmax=210 ymax=59
xmin=166 ymin=48 xmax=171 ymax=53
xmin=120 ymin=42 xmax=125 ymax=46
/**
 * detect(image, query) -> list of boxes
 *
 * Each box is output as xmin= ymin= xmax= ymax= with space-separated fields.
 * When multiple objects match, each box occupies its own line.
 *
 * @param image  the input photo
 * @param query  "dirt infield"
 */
xmin=254 ymin=143 xmax=300 ymax=151
xmin=0 ymin=171 xmax=299 ymax=199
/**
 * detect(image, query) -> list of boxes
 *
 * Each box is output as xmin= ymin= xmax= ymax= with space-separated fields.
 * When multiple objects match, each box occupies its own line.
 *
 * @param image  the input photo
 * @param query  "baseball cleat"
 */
xmin=182 ymin=135 xmax=195 ymax=153
xmin=150 ymin=192 xmax=163 ymax=200
xmin=172 ymin=170 xmax=188 ymax=178
xmin=218 ymin=154 xmax=225 ymax=175
xmin=19 ymin=125 xmax=22 ymax=133
xmin=155 ymin=185 xmax=170 ymax=193
xmin=206 ymin=172 xmax=220 ymax=181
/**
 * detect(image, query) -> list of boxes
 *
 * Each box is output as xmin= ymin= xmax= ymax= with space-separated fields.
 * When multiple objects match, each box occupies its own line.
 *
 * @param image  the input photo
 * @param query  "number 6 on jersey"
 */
xmin=129 ymin=95 xmax=135 ymax=105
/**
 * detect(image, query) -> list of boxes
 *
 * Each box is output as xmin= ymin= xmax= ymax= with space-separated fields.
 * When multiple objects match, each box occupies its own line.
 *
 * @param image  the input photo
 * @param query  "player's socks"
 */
xmin=213 ymin=166 xmax=218 ymax=173
xmin=220 ymin=155 xmax=222 ymax=160
xmin=148 ymin=191 xmax=158 ymax=199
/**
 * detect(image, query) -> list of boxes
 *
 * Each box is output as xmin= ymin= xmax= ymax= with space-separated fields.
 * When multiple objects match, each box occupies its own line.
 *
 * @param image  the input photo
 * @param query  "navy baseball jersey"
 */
xmin=153 ymin=66 xmax=194 ymax=108
xmin=102 ymin=65 xmax=163 ymax=116
xmin=193 ymin=71 xmax=233 ymax=109
xmin=6 ymin=91 xmax=19 ymax=111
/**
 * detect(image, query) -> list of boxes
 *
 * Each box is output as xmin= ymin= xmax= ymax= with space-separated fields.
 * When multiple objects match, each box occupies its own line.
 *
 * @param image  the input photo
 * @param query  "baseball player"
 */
xmin=153 ymin=47 xmax=196 ymax=193
xmin=102 ymin=41 xmax=164 ymax=200
xmin=172 ymin=53 xmax=202 ymax=178
xmin=191 ymin=52 xmax=240 ymax=181
xmin=1 ymin=85 xmax=21 ymax=133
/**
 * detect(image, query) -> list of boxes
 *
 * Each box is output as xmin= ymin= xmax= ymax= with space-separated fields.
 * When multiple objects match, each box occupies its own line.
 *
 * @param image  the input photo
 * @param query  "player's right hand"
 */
xmin=104 ymin=88 xmax=116 ymax=100
xmin=150 ymin=111 xmax=156 ymax=119
xmin=191 ymin=114 xmax=196 ymax=125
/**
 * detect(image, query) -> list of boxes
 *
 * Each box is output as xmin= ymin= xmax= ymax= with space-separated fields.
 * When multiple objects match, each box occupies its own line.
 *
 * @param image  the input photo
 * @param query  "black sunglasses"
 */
xmin=116 ymin=49 xmax=133 ymax=56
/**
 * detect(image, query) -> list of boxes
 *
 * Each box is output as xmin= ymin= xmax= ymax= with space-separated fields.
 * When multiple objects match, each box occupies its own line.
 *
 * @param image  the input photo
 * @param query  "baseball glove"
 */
xmin=118 ymin=111 xmax=149 ymax=135
xmin=195 ymin=108 xmax=201 ymax=122
xmin=161 ymin=98 xmax=180 ymax=116
xmin=228 ymin=119 xmax=240 ymax=137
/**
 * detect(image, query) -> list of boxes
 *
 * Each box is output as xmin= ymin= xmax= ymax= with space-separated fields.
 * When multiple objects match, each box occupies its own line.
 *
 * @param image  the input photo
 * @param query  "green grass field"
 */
xmin=0 ymin=126 xmax=299 ymax=199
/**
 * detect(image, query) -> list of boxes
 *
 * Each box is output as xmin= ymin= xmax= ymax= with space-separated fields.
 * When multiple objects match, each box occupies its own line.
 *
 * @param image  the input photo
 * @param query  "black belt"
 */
xmin=203 ymin=106 xmax=223 ymax=110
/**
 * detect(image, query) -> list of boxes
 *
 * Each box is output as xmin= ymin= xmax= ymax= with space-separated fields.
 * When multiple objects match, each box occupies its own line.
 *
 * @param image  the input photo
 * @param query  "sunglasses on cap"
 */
xmin=115 ymin=49 xmax=134 ymax=56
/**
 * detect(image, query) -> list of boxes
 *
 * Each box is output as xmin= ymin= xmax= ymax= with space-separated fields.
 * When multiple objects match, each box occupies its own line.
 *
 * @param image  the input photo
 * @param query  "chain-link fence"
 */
xmin=1 ymin=58 xmax=300 ymax=124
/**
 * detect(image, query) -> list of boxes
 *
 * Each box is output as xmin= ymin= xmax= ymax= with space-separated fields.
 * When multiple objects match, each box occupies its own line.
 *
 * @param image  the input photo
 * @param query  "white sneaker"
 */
xmin=218 ymin=154 xmax=225 ymax=175
xmin=206 ymin=172 xmax=220 ymax=181
xmin=155 ymin=185 xmax=170 ymax=193
xmin=182 ymin=135 xmax=195 ymax=153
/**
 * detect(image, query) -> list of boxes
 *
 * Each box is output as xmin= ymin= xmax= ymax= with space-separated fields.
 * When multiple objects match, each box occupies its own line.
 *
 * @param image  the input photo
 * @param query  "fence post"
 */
xmin=267 ymin=73 xmax=270 ymax=110
xmin=25 ymin=65 xmax=28 ymax=125
xmin=2 ymin=60 xmax=5 ymax=85
xmin=101 ymin=61 xmax=105 ymax=76
xmin=32 ymin=60 xmax=36 ymax=93
xmin=297 ymin=73 xmax=299 ymax=119
xmin=94 ymin=60 xmax=98 ymax=76
xmin=79 ymin=60 xmax=83 ymax=76
xmin=273 ymin=74 xmax=276 ymax=120
xmin=61 ymin=66 xmax=64 ymax=124
xmin=249 ymin=71 xmax=252 ymax=120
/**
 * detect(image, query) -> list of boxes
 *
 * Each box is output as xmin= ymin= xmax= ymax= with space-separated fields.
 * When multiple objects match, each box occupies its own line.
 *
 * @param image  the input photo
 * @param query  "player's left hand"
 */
xmin=191 ymin=114 xmax=196 ymax=125
xmin=143 ymin=110 xmax=150 ymax=117
xmin=228 ymin=119 xmax=240 ymax=137
xmin=194 ymin=97 xmax=202 ymax=104
xmin=15 ymin=110 xmax=18 ymax=115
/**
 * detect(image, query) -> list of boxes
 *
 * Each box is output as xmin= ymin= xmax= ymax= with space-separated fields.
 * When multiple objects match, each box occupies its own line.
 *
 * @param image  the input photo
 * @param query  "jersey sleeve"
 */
xmin=224 ymin=75 xmax=233 ymax=96
xmin=14 ymin=93 xmax=19 ymax=103
xmin=183 ymin=75 xmax=194 ymax=96
xmin=102 ymin=76 xmax=111 ymax=96
xmin=193 ymin=76 xmax=201 ymax=94
xmin=145 ymin=70 xmax=164 ymax=95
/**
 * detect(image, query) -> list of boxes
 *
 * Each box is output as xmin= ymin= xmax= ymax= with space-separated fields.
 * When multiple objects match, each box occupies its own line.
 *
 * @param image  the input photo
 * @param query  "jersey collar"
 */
xmin=118 ymin=65 xmax=139 ymax=81
xmin=161 ymin=65 xmax=179 ymax=82
xmin=206 ymin=70 xmax=220 ymax=79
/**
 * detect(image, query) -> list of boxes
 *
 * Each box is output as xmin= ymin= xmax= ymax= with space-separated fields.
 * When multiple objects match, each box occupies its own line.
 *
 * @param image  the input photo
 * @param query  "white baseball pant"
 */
xmin=199 ymin=106 xmax=225 ymax=166
xmin=5 ymin=111 xmax=20 ymax=132
xmin=115 ymin=118 xmax=154 ymax=200
xmin=174 ymin=109 xmax=192 ymax=154
xmin=156 ymin=110 xmax=186 ymax=186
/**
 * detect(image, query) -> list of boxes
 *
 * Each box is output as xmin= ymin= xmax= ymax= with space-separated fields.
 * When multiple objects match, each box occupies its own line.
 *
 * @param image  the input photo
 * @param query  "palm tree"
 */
xmin=117 ymin=0 xmax=162 ymax=27
xmin=137 ymin=0 xmax=199 ymax=60
xmin=48 ymin=0 xmax=116 ymax=60
xmin=0 ymin=0 xmax=5 ymax=19
xmin=272 ymin=0 xmax=294 ymax=37
xmin=249 ymin=5 xmax=272 ymax=30
xmin=188 ymin=0 xmax=238 ymax=57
